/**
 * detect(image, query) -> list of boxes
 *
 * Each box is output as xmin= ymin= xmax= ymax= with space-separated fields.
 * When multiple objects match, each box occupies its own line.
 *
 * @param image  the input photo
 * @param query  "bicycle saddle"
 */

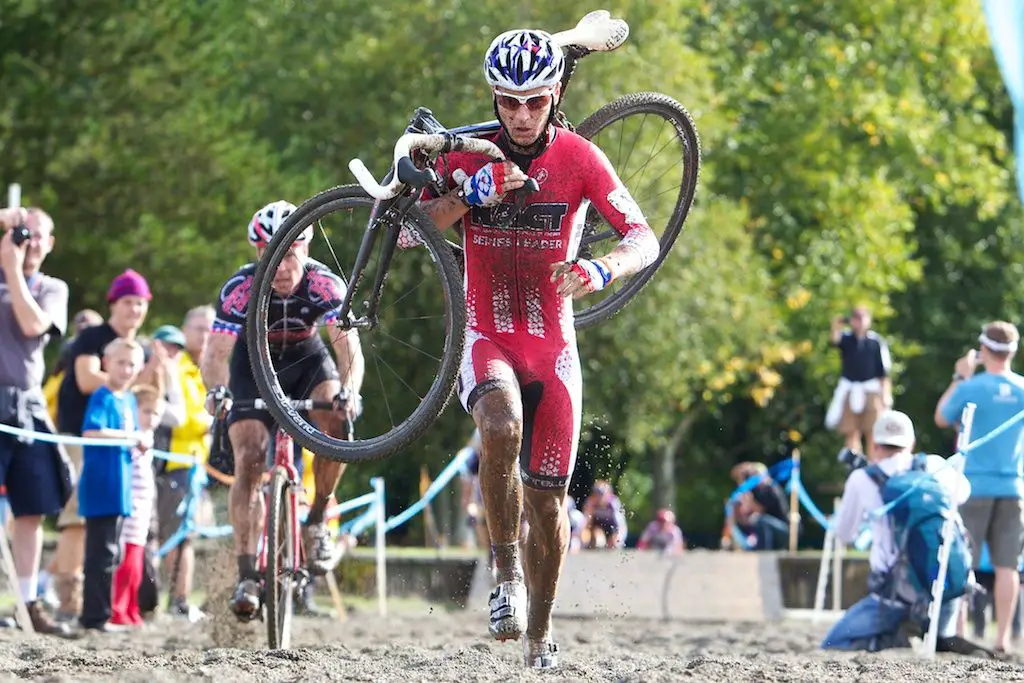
xmin=552 ymin=10 xmax=630 ymax=53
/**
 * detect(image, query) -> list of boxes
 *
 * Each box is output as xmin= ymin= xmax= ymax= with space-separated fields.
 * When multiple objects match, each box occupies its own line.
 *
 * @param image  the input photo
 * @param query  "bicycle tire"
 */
xmin=572 ymin=92 xmax=701 ymax=329
xmin=247 ymin=185 xmax=466 ymax=462
xmin=265 ymin=467 xmax=294 ymax=650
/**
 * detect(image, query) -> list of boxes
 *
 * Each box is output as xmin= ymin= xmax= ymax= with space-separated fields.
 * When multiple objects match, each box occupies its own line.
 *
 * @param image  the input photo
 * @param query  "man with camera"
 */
xmin=0 ymin=205 xmax=72 ymax=636
xmin=822 ymin=410 xmax=983 ymax=653
xmin=826 ymin=306 xmax=893 ymax=454
xmin=936 ymin=321 xmax=1024 ymax=654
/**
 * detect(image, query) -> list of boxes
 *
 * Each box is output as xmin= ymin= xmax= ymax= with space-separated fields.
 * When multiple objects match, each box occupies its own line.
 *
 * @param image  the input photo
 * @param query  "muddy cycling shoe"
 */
xmin=524 ymin=638 xmax=559 ymax=669
xmin=302 ymin=522 xmax=336 ymax=577
xmin=488 ymin=580 xmax=527 ymax=642
xmin=229 ymin=579 xmax=262 ymax=621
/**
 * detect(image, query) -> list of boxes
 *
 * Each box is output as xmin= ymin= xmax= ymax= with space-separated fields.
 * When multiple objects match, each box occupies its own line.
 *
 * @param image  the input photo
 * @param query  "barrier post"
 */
xmin=0 ymin=506 xmax=32 ymax=633
xmin=812 ymin=510 xmax=835 ymax=624
xmin=831 ymin=497 xmax=843 ymax=612
xmin=372 ymin=477 xmax=387 ymax=617
xmin=920 ymin=401 xmax=976 ymax=660
xmin=788 ymin=449 xmax=801 ymax=552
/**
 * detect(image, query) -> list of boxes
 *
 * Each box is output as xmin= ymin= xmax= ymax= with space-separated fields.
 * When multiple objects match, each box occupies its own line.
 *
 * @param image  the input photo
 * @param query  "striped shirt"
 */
xmin=121 ymin=443 xmax=156 ymax=547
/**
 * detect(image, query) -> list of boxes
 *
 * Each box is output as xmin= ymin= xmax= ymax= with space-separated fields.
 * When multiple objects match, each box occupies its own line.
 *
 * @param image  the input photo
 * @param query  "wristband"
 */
xmin=592 ymin=258 xmax=614 ymax=287
xmin=454 ymin=186 xmax=472 ymax=209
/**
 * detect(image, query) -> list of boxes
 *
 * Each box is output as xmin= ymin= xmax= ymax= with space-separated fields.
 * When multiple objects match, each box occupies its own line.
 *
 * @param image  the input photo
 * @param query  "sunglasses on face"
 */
xmin=494 ymin=88 xmax=555 ymax=112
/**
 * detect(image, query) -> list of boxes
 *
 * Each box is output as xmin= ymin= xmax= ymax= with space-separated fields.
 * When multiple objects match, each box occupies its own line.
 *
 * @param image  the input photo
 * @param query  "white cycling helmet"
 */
xmin=247 ymin=200 xmax=311 ymax=248
xmin=483 ymin=29 xmax=565 ymax=93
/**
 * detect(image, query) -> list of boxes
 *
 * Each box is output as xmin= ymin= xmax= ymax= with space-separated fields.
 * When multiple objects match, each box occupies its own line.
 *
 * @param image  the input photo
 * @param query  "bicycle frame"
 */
xmin=330 ymin=47 xmax=593 ymax=332
xmin=257 ymin=428 xmax=302 ymax=576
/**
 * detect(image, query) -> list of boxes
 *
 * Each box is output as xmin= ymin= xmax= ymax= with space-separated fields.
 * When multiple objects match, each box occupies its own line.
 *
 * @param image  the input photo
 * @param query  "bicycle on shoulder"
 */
xmin=247 ymin=10 xmax=700 ymax=464
xmin=200 ymin=202 xmax=364 ymax=642
xmin=210 ymin=390 xmax=353 ymax=650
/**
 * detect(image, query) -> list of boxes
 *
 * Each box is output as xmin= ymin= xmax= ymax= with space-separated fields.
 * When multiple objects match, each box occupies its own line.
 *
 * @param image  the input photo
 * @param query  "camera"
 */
xmin=11 ymin=223 xmax=30 ymax=247
xmin=837 ymin=447 xmax=868 ymax=470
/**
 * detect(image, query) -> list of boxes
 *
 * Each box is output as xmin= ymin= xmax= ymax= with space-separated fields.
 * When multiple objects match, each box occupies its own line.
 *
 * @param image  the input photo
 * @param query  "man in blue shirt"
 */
xmin=936 ymin=320 xmax=1024 ymax=653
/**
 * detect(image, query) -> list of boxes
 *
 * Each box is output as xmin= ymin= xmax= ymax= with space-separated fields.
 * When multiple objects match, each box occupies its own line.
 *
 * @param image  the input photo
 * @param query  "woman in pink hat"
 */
xmin=49 ymin=268 xmax=165 ymax=625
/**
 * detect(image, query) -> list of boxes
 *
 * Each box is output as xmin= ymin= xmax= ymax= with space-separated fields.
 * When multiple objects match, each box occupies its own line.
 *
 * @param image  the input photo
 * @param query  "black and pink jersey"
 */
xmin=212 ymin=259 xmax=347 ymax=346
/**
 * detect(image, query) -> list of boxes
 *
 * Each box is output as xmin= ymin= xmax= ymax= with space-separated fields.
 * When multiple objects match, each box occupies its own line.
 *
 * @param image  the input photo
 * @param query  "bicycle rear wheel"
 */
xmin=248 ymin=185 xmax=466 ymax=462
xmin=265 ymin=467 xmax=294 ymax=650
xmin=572 ymin=92 xmax=701 ymax=329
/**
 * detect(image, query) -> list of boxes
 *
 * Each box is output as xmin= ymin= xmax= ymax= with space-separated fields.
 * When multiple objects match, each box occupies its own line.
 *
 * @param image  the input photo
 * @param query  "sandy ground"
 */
xmin=4 ymin=602 xmax=1024 ymax=682
xmin=1 ymin=548 xmax=1022 ymax=682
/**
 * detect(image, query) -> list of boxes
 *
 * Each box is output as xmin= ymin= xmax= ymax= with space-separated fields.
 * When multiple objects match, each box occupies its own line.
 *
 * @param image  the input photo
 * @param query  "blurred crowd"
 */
xmin=0 ymin=206 xmax=335 ymax=637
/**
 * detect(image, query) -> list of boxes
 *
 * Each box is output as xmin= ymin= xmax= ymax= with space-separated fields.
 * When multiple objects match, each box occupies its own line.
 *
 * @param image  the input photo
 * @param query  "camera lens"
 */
xmin=11 ymin=225 xmax=30 ymax=246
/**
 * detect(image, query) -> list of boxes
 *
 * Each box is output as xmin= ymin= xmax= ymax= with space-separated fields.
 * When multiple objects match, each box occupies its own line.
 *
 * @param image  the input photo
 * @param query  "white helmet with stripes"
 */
xmin=247 ymin=200 xmax=311 ymax=248
xmin=483 ymin=29 xmax=565 ymax=93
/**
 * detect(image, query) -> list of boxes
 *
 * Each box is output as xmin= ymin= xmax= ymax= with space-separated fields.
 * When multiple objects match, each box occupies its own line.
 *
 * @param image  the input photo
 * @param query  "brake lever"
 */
xmin=510 ymin=177 xmax=540 ymax=214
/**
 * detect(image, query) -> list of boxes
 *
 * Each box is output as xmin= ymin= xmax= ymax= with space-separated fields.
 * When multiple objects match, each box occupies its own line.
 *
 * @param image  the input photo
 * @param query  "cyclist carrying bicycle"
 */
xmin=201 ymin=200 xmax=365 ymax=620
xmin=418 ymin=30 xmax=659 ymax=669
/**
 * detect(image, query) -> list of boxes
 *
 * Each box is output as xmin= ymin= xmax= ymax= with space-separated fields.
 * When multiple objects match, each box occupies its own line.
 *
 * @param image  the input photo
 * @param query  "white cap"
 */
xmin=872 ymin=410 xmax=915 ymax=449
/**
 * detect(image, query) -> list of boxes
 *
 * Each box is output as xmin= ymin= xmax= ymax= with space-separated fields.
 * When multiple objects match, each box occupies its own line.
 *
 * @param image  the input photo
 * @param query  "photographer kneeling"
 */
xmin=821 ymin=410 xmax=987 ymax=655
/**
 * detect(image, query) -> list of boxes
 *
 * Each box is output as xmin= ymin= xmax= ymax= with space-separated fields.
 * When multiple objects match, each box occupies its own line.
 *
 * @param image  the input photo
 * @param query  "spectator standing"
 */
xmin=936 ymin=321 xmax=1024 ymax=654
xmin=110 ymin=383 xmax=162 ymax=627
xmin=152 ymin=322 xmax=206 ymax=618
xmin=77 ymin=338 xmax=150 ymax=632
xmin=42 ymin=309 xmax=103 ymax=424
xmin=0 ymin=206 xmax=71 ymax=635
xmin=826 ymin=306 xmax=893 ymax=454
xmin=51 ymin=269 xmax=154 ymax=621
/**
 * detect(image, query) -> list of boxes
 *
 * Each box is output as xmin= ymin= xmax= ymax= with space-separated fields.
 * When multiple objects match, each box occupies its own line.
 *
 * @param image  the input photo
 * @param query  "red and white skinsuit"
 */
xmin=421 ymin=128 xmax=659 ymax=489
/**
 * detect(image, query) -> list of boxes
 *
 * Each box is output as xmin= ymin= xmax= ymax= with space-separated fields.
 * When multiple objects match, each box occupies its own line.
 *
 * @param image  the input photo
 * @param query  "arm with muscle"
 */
xmin=330 ymin=329 xmax=365 ymax=398
xmin=200 ymin=333 xmax=235 ymax=392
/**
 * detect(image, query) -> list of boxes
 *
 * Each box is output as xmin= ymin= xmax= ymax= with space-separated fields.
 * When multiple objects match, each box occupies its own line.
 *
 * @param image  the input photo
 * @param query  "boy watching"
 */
xmin=78 ymin=338 xmax=150 ymax=632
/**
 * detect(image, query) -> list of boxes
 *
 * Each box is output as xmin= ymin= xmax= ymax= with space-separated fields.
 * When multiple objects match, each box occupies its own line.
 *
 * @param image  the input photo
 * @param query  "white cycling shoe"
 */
xmin=488 ymin=580 xmax=527 ymax=642
xmin=524 ymin=637 xmax=560 ymax=669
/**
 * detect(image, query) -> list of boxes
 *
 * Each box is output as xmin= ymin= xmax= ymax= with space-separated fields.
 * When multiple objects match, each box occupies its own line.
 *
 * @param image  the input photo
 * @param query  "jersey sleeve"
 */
xmin=939 ymin=381 xmax=971 ymax=427
xmin=39 ymin=277 xmax=69 ymax=338
xmin=581 ymin=141 xmax=660 ymax=268
xmin=212 ymin=268 xmax=253 ymax=337
xmin=81 ymin=388 xmax=113 ymax=433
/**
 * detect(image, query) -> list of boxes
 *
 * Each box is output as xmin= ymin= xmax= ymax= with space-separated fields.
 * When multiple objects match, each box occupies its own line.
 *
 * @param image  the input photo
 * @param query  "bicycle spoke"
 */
xmin=619 ymin=113 xmax=648 ymax=179
xmin=317 ymin=218 xmax=349 ymax=283
xmin=378 ymin=329 xmax=443 ymax=363
xmin=370 ymin=349 xmax=397 ymax=428
xmin=389 ymin=314 xmax=446 ymax=322
xmin=379 ymin=276 xmax=429 ymax=315
xmin=371 ymin=349 xmax=425 ymax=402
xmin=633 ymin=121 xmax=666 ymax=191
xmin=621 ymin=125 xmax=678 ymax=187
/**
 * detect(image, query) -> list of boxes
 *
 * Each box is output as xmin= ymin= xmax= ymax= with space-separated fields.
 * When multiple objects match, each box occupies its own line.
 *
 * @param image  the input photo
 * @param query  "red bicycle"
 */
xmin=212 ymin=391 xmax=352 ymax=649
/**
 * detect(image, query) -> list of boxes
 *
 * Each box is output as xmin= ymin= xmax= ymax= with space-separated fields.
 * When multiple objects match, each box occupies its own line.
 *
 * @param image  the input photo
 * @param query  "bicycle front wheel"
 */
xmin=572 ymin=92 xmax=701 ymax=329
xmin=247 ymin=185 xmax=466 ymax=462
xmin=265 ymin=467 xmax=294 ymax=650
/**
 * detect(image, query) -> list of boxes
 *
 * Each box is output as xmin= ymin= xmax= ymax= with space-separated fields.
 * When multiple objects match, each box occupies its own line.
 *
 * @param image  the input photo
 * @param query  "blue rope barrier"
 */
xmin=0 ymin=423 xmax=198 ymax=464
xmin=382 ymin=447 xmax=471 ymax=533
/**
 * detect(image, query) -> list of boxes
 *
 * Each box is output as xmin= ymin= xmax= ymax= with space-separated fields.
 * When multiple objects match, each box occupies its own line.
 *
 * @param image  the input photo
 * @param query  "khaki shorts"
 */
xmin=838 ymin=392 xmax=884 ymax=437
xmin=55 ymin=441 xmax=84 ymax=528
xmin=155 ymin=469 xmax=191 ymax=543
xmin=960 ymin=497 xmax=1024 ymax=569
